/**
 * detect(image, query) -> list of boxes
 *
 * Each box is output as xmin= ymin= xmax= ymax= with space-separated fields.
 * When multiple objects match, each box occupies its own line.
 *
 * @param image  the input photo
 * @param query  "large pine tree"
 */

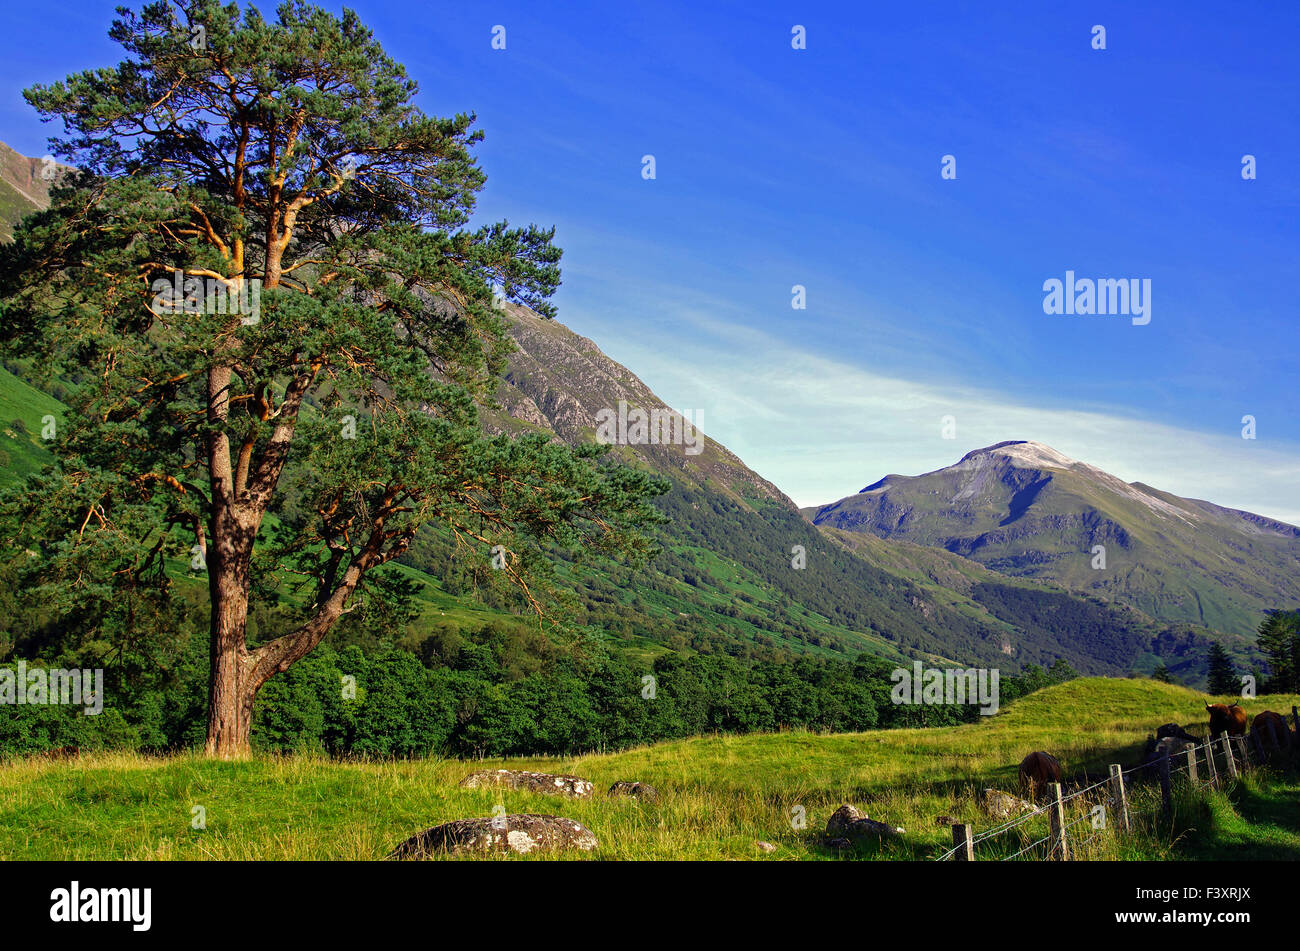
xmin=0 ymin=0 xmax=665 ymax=755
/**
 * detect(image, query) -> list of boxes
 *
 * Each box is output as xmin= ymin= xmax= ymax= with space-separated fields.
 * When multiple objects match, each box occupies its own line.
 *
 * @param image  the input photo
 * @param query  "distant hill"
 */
xmin=0 ymin=141 xmax=65 ymax=241
xmin=458 ymin=308 xmax=1223 ymax=678
xmin=804 ymin=440 xmax=1300 ymax=638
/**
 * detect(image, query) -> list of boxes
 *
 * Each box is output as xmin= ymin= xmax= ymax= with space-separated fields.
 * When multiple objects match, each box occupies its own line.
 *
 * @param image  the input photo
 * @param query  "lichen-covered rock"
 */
xmin=980 ymin=788 xmax=1036 ymax=820
xmin=755 ymin=840 xmax=777 ymax=853
xmin=387 ymin=814 xmax=599 ymax=859
xmin=1156 ymin=722 xmax=1198 ymax=743
xmin=1143 ymin=734 xmax=1195 ymax=768
xmin=827 ymin=803 xmax=866 ymax=836
xmin=608 ymin=781 xmax=658 ymax=802
xmin=458 ymin=769 xmax=595 ymax=799
xmin=826 ymin=804 xmax=903 ymax=838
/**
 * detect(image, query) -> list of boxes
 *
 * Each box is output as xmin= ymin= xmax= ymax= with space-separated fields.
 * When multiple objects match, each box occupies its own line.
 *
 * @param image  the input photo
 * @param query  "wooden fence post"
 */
xmin=1158 ymin=750 xmax=1172 ymax=817
xmin=1183 ymin=748 xmax=1197 ymax=784
xmin=1233 ymin=735 xmax=1250 ymax=772
xmin=1220 ymin=735 xmax=1239 ymax=781
xmin=1109 ymin=764 xmax=1130 ymax=834
xmin=1205 ymin=736 xmax=1220 ymax=788
xmin=952 ymin=823 xmax=974 ymax=861
xmin=1292 ymin=705 xmax=1299 ymax=742
xmin=1048 ymin=782 xmax=1071 ymax=861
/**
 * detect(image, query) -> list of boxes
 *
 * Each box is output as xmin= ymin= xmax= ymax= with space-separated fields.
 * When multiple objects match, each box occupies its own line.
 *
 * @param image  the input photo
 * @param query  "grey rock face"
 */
xmin=979 ymin=788 xmax=1036 ymax=820
xmin=459 ymin=769 xmax=595 ymax=799
xmin=826 ymin=803 xmax=904 ymax=838
xmin=388 ymin=814 xmax=599 ymax=859
xmin=608 ymin=781 xmax=659 ymax=802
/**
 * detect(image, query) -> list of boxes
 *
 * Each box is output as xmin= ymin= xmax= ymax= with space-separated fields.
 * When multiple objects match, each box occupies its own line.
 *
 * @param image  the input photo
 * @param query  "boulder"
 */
xmin=458 ymin=769 xmax=594 ymax=799
xmin=755 ymin=840 xmax=777 ymax=853
xmin=827 ymin=803 xmax=865 ymax=836
xmin=1143 ymin=734 xmax=1194 ymax=768
xmin=387 ymin=814 xmax=599 ymax=859
xmin=1156 ymin=722 xmax=1198 ymax=743
xmin=826 ymin=804 xmax=903 ymax=839
xmin=608 ymin=781 xmax=659 ymax=802
xmin=979 ymin=788 xmax=1035 ymax=820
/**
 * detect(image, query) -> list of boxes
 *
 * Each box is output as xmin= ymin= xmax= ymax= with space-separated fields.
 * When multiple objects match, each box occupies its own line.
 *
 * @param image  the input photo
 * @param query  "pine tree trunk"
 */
xmin=204 ymin=505 xmax=257 ymax=757
xmin=205 ymin=563 xmax=254 ymax=756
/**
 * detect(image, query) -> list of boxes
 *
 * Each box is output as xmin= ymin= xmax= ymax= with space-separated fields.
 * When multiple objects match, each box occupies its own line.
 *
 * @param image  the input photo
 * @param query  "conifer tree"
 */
xmin=1205 ymin=641 xmax=1238 ymax=696
xmin=0 ymin=0 xmax=665 ymax=755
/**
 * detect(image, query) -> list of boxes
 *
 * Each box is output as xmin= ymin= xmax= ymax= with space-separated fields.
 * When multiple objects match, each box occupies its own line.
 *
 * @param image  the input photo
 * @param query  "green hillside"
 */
xmin=0 ymin=365 xmax=60 ymax=479
xmin=466 ymin=309 xmax=1225 ymax=678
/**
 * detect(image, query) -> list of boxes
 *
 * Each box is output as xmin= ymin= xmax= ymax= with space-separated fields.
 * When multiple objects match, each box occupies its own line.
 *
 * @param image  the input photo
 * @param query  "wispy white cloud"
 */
xmin=568 ymin=309 xmax=1300 ymax=526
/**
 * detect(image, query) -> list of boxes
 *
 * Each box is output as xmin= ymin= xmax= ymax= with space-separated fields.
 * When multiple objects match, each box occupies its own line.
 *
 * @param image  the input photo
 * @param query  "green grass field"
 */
xmin=0 ymin=365 xmax=60 ymax=480
xmin=1 ymin=678 xmax=1296 ymax=860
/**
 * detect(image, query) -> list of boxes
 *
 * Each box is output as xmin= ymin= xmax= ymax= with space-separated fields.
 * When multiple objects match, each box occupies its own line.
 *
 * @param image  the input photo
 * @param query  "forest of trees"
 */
xmin=0 ymin=619 xmax=1080 ymax=757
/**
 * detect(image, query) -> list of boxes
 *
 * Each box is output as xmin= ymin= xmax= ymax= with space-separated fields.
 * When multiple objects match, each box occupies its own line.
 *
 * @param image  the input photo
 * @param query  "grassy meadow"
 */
xmin=1 ymin=677 xmax=1297 ymax=861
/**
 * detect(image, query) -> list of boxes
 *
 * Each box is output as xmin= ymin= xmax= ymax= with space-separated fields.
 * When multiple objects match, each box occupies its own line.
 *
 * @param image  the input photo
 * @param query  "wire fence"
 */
xmin=936 ymin=724 xmax=1294 ymax=862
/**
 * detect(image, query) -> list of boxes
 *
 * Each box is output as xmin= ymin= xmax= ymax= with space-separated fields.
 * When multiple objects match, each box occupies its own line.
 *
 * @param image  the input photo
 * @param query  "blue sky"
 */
xmin=3 ymin=1 xmax=1298 ymax=520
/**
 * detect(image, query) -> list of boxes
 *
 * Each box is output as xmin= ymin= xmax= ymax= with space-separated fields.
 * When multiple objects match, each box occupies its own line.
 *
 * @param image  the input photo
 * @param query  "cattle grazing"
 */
xmin=1205 ymin=700 xmax=1247 ymax=737
xmin=1249 ymin=710 xmax=1291 ymax=753
xmin=1018 ymin=751 xmax=1062 ymax=799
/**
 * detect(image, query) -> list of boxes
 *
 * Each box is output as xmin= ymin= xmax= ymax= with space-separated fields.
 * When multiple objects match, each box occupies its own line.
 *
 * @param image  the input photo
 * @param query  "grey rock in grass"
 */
xmin=608 ymin=780 xmax=659 ymax=802
xmin=826 ymin=803 xmax=904 ymax=838
xmin=1143 ymin=734 xmax=1195 ymax=768
xmin=387 ymin=814 xmax=598 ymax=859
xmin=1156 ymin=722 xmax=1198 ymax=744
xmin=459 ymin=769 xmax=595 ymax=799
xmin=979 ymin=788 xmax=1036 ymax=820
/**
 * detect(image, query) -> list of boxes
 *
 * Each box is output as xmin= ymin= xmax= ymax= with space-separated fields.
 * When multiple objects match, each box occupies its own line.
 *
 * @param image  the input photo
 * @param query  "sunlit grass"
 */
xmin=2 ymin=679 xmax=1296 ymax=860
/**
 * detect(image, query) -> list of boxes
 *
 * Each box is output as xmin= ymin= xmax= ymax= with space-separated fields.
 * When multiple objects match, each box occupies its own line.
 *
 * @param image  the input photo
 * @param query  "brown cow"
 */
xmin=1250 ymin=710 xmax=1291 ymax=752
xmin=1205 ymin=700 xmax=1247 ymax=737
xmin=1018 ymin=751 xmax=1061 ymax=799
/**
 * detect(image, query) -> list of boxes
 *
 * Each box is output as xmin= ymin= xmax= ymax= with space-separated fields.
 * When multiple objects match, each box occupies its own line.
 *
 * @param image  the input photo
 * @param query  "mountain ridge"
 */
xmin=474 ymin=310 xmax=1238 ymax=679
xmin=805 ymin=439 xmax=1300 ymax=637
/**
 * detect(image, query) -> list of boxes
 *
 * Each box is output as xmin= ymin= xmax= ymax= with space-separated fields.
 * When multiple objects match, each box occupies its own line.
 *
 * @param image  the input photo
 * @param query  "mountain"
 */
xmin=0 ymin=142 xmax=63 ymax=241
xmin=0 ymin=140 xmax=1234 ymax=679
xmin=486 ymin=303 xmax=786 ymax=507
xmin=452 ymin=308 xmax=1224 ymax=678
xmin=803 ymin=440 xmax=1300 ymax=638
